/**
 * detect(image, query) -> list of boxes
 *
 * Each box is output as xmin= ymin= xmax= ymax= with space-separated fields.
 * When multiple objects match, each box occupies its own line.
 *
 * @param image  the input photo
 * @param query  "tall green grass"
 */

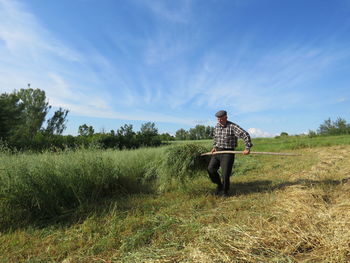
xmin=1 ymin=135 xmax=349 ymax=230
xmin=0 ymin=144 xmax=209 ymax=229
xmin=0 ymin=147 xmax=164 ymax=229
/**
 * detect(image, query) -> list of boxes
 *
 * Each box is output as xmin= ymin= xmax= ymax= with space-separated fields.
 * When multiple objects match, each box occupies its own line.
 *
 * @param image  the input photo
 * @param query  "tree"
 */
xmin=0 ymin=92 xmax=23 ymax=140
xmin=138 ymin=122 xmax=160 ymax=146
xmin=0 ymin=87 xmax=72 ymax=150
xmin=175 ymin=125 xmax=214 ymax=140
xmin=45 ymin=108 xmax=69 ymax=135
xmin=159 ymin=133 xmax=174 ymax=141
xmin=280 ymin=132 xmax=289 ymax=137
xmin=205 ymin=126 xmax=214 ymax=139
xmin=16 ymin=88 xmax=51 ymax=139
xmin=188 ymin=127 xmax=197 ymax=140
xmin=117 ymin=124 xmax=136 ymax=149
xmin=333 ymin=117 xmax=348 ymax=135
xmin=195 ymin=125 xmax=206 ymax=139
xmin=140 ymin=122 xmax=158 ymax=136
xmin=117 ymin=124 xmax=134 ymax=137
xmin=308 ymin=130 xmax=317 ymax=138
xmin=78 ymin=124 xmax=94 ymax=136
xmin=175 ymin=128 xmax=188 ymax=140
xmin=318 ymin=118 xmax=335 ymax=135
xmin=317 ymin=117 xmax=350 ymax=135
xmin=187 ymin=125 xmax=207 ymax=140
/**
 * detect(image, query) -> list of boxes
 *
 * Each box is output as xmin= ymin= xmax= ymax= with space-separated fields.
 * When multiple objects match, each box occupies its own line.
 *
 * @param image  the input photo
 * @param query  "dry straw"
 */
xmin=183 ymin=146 xmax=350 ymax=263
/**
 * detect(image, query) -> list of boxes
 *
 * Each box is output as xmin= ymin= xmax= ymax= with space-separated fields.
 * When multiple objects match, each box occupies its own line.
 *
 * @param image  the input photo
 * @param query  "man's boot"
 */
xmin=215 ymin=184 xmax=223 ymax=195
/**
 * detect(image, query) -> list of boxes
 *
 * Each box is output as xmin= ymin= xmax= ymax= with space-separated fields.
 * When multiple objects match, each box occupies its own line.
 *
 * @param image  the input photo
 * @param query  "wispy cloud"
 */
xmin=164 ymin=40 xmax=350 ymax=113
xmin=139 ymin=0 xmax=193 ymax=24
xmin=0 ymin=0 xmax=195 ymax=126
xmin=0 ymin=0 xmax=81 ymax=62
xmin=144 ymin=32 xmax=193 ymax=65
xmin=336 ymin=97 xmax=348 ymax=103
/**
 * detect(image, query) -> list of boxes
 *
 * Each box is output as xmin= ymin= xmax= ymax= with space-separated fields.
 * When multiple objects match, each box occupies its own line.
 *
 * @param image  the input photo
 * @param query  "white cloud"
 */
xmin=248 ymin=128 xmax=275 ymax=138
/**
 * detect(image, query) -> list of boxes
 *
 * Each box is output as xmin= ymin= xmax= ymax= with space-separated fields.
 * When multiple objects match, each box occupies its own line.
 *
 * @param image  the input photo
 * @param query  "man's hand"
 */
xmin=211 ymin=148 xmax=217 ymax=154
xmin=243 ymin=149 xmax=250 ymax=155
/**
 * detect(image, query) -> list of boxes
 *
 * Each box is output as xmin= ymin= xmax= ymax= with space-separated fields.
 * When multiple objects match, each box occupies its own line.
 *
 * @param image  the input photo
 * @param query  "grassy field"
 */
xmin=1 ymin=135 xmax=350 ymax=262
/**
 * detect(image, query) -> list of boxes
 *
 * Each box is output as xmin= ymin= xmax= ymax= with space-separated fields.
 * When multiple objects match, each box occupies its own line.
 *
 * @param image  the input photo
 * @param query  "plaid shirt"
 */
xmin=213 ymin=121 xmax=252 ymax=150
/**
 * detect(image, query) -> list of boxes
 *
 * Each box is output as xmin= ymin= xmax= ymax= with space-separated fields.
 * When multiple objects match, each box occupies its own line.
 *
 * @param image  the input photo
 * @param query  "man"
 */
xmin=207 ymin=110 xmax=252 ymax=197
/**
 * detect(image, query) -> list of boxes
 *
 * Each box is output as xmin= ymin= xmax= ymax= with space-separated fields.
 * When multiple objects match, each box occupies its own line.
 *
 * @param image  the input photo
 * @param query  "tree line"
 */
xmin=75 ymin=122 xmax=172 ymax=150
xmin=174 ymin=126 xmax=214 ymax=140
xmin=0 ymin=88 xmax=174 ymax=151
xmin=309 ymin=117 xmax=350 ymax=137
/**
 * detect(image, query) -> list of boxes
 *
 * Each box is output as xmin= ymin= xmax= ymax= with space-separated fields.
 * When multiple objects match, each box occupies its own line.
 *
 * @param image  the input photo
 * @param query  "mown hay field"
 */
xmin=1 ymin=135 xmax=350 ymax=263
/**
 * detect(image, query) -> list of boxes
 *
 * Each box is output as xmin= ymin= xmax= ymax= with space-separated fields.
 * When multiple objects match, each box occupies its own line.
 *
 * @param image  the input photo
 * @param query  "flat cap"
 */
xmin=215 ymin=110 xmax=227 ymax=117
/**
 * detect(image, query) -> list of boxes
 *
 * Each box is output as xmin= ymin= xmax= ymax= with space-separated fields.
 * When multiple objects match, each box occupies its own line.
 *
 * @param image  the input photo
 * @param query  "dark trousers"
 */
xmin=207 ymin=153 xmax=235 ymax=192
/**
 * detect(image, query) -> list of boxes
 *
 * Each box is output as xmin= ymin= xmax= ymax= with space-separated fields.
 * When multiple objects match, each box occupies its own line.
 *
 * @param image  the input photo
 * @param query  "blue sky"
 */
xmin=1 ymin=0 xmax=350 ymax=137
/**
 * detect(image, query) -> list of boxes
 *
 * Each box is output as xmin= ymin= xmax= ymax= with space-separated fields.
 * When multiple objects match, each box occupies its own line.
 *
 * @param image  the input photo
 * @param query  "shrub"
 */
xmin=308 ymin=130 xmax=317 ymax=138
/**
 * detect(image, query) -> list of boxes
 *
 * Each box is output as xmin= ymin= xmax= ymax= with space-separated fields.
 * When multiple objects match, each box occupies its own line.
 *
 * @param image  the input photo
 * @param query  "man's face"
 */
xmin=217 ymin=115 xmax=227 ymax=126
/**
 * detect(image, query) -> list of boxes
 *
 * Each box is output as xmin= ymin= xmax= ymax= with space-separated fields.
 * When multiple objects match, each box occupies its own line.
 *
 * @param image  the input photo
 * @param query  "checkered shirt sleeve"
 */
xmin=213 ymin=121 xmax=252 ymax=150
